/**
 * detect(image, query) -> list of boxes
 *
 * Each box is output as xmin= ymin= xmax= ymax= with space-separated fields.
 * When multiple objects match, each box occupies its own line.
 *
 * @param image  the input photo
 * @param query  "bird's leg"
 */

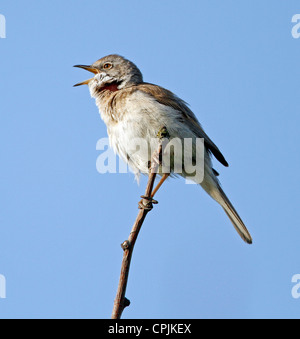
xmin=138 ymin=126 xmax=170 ymax=210
xmin=138 ymin=173 xmax=169 ymax=210
xmin=150 ymin=173 xmax=170 ymax=198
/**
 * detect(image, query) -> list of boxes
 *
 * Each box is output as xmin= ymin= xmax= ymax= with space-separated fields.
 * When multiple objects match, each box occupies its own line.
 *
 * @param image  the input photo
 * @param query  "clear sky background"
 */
xmin=1 ymin=0 xmax=300 ymax=319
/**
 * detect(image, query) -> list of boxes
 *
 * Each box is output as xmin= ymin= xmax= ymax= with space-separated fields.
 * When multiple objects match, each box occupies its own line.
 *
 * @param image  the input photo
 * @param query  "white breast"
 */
xmin=93 ymin=89 xmax=204 ymax=181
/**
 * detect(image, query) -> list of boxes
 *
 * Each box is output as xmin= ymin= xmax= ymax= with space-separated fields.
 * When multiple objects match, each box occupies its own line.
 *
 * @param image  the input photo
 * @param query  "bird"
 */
xmin=74 ymin=54 xmax=252 ymax=244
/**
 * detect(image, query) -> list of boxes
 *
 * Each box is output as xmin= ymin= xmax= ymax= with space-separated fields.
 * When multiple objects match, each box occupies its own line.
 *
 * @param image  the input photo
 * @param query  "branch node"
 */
xmin=121 ymin=240 xmax=130 ymax=251
xmin=123 ymin=297 xmax=131 ymax=308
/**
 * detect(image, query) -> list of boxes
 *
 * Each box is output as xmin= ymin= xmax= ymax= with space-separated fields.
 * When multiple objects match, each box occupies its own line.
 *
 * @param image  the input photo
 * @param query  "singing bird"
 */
xmin=74 ymin=54 xmax=252 ymax=244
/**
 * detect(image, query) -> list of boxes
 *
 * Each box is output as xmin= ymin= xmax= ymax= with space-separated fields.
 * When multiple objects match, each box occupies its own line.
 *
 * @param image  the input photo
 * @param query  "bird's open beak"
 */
xmin=73 ymin=65 xmax=99 ymax=87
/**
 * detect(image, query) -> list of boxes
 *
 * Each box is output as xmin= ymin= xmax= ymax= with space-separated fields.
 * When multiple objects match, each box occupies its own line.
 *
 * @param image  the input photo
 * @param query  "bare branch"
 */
xmin=111 ymin=127 xmax=169 ymax=319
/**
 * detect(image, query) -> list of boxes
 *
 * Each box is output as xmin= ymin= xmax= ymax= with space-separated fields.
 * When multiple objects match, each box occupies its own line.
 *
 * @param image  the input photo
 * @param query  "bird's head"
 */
xmin=73 ymin=54 xmax=143 ymax=92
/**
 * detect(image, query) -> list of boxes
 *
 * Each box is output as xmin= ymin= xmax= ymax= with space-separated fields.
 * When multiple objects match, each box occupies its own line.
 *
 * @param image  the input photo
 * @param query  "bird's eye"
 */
xmin=103 ymin=63 xmax=113 ymax=70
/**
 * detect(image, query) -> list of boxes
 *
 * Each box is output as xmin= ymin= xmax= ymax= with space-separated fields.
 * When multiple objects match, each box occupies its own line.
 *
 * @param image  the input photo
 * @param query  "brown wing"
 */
xmin=136 ymin=83 xmax=229 ymax=167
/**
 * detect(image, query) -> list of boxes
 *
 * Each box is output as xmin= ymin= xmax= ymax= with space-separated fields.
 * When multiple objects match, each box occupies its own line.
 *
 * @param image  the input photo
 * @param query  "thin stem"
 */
xmin=111 ymin=127 xmax=168 ymax=319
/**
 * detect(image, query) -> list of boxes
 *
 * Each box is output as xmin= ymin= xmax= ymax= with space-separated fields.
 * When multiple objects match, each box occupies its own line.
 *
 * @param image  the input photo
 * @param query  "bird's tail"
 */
xmin=201 ymin=172 xmax=252 ymax=244
xmin=218 ymin=185 xmax=252 ymax=244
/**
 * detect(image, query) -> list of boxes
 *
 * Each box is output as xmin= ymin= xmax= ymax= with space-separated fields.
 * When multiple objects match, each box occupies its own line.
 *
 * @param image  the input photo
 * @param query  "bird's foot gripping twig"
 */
xmin=138 ymin=195 xmax=158 ymax=210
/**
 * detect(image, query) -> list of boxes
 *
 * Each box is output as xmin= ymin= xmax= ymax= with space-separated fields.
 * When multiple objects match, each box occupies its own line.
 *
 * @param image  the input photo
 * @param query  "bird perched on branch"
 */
xmin=74 ymin=54 xmax=252 ymax=244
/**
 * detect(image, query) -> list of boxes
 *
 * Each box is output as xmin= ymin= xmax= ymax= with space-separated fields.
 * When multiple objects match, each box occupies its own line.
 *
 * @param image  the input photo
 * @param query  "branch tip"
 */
xmin=157 ymin=126 xmax=170 ymax=139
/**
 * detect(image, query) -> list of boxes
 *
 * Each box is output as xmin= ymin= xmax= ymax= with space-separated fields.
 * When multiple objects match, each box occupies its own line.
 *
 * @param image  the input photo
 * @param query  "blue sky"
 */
xmin=1 ymin=0 xmax=300 ymax=319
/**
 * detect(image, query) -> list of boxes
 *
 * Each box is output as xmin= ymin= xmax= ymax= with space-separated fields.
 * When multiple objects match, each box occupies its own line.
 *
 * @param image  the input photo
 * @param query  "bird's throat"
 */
xmin=100 ymin=82 xmax=120 ymax=92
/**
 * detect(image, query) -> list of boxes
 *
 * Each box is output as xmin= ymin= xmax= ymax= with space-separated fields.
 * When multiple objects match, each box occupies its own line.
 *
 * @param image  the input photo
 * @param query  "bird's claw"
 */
xmin=138 ymin=195 xmax=158 ymax=210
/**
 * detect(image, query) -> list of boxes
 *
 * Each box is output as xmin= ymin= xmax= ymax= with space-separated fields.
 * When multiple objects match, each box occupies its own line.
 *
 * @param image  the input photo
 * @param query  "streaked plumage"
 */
xmin=74 ymin=54 xmax=252 ymax=244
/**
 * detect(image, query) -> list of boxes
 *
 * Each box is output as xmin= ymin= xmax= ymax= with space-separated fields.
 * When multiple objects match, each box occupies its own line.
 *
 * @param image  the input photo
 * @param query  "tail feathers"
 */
xmin=218 ymin=186 xmax=252 ymax=244
xmin=223 ymin=207 xmax=252 ymax=244
xmin=201 ymin=173 xmax=252 ymax=244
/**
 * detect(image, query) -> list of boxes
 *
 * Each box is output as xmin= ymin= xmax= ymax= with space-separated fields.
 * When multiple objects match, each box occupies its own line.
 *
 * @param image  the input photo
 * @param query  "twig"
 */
xmin=111 ymin=127 xmax=169 ymax=319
